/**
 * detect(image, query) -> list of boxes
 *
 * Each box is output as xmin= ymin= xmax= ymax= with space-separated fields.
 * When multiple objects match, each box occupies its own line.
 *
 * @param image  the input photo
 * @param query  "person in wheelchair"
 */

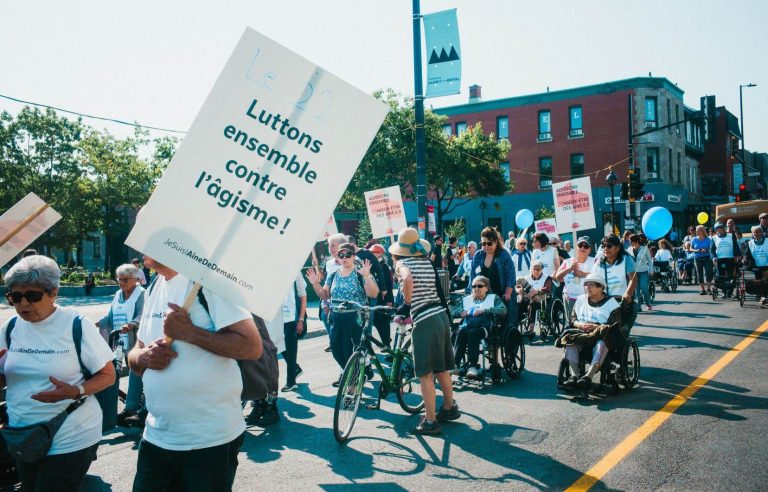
xmin=516 ymin=261 xmax=553 ymax=337
xmin=711 ymin=221 xmax=742 ymax=297
xmin=451 ymin=276 xmax=507 ymax=379
xmin=557 ymin=273 xmax=623 ymax=390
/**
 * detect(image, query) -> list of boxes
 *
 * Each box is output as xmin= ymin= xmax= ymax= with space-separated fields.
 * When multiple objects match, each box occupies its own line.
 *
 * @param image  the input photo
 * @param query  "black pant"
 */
xmin=282 ymin=321 xmax=298 ymax=386
xmin=132 ymin=433 xmax=244 ymax=492
xmin=373 ymin=310 xmax=391 ymax=348
xmin=454 ymin=324 xmax=488 ymax=366
xmin=16 ymin=443 xmax=98 ymax=492
xmin=330 ymin=312 xmax=362 ymax=369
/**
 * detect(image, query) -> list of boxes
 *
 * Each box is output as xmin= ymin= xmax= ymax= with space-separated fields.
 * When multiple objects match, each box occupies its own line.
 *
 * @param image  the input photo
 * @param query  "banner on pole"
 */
xmin=535 ymin=218 xmax=558 ymax=239
xmin=552 ymin=177 xmax=596 ymax=234
xmin=317 ymin=215 xmax=338 ymax=242
xmin=364 ymin=186 xmax=407 ymax=239
xmin=126 ymin=28 xmax=389 ymax=320
xmin=0 ymin=193 xmax=62 ymax=268
xmin=426 ymin=205 xmax=437 ymax=234
xmin=423 ymin=9 xmax=461 ymax=98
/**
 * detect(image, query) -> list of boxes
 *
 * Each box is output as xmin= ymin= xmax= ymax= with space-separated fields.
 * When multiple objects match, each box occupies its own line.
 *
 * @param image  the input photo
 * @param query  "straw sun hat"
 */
xmin=388 ymin=227 xmax=432 ymax=257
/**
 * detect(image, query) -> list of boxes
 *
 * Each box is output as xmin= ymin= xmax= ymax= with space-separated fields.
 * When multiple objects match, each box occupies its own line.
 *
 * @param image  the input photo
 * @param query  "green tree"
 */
xmin=535 ymin=205 xmax=555 ymax=220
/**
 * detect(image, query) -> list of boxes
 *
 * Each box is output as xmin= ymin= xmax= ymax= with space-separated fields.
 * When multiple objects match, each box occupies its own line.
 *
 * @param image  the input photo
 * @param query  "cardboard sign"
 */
xmin=535 ymin=218 xmax=558 ymax=239
xmin=0 ymin=193 xmax=62 ymax=267
xmin=317 ymin=215 xmax=338 ymax=242
xmin=126 ymin=28 xmax=388 ymax=319
xmin=364 ymin=186 xmax=406 ymax=238
xmin=552 ymin=177 xmax=596 ymax=233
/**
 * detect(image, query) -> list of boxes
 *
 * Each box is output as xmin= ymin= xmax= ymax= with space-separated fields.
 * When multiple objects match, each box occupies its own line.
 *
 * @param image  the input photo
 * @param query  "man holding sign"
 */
xmin=128 ymin=255 xmax=262 ymax=491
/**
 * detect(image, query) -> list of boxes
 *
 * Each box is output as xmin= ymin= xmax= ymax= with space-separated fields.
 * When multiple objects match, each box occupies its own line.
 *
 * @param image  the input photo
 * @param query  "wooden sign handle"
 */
xmin=164 ymin=282 xmax=202 ymax=343
xmin=0 ymin=203 xmax=49 ymax=249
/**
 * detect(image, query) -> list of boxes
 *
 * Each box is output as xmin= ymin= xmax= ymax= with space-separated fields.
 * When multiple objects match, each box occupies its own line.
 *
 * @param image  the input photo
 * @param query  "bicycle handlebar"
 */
xmin=331 ymin=299 xmax=396 ymax=313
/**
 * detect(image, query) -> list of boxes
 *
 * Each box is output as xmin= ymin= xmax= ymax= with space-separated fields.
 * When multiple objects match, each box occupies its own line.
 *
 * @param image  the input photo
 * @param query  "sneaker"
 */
xmin=116 ymin=409 xmax=135 ymax=427
xmin=699 ymin=290 xmax=707 ymax=296
xmin=325 ymin=345 xmax=332 ymax=353
xmin=365 ymin=366 xmax=374 ymax=381
xmin=245 ymin=400 xmax=265 ymax=425
xmin=646 ymin=304 xmax=652 ymax=311
xmin=280 ymin=383 xmax=298 ymax=393
xmin=559 ymin=376 xmax=579 ymax=390
xmin=411 ymin=416 xmax=441 ymax=435
xmin=332 ymin=374 xmax=342 ymax=387
xmin=436 ymin=402 xmax=460 ymax=423
xmin=257 ymin=402 xmax=280 ymax=427
xmin=466 ymin=366 xmax=480 ymax=379
xmin=576 ymin=376 xmax=592 ymax=390
xmin=294 ymin=365 xmax=304 ymax=379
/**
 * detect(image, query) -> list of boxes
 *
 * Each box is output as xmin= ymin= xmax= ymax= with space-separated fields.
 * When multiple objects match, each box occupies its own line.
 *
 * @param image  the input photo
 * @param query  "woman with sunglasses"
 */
xmin=559 ymin=273 xmax=622 ymax=390
xmin=516 ymin=260 xmax=553 ymax=336
xmin=470 ymin=227 xmax=517 ymax=329
xmin=591 ymin=234 xmax=637 ymax=329
xmin=555 ymin=236 xmax=595 ymax=317
xmin=451 ymin=275 xmax=506 ymax=379
xmin=511 ymin=237 xmax=532 ymax=282
xmin=531 ymin=232 xmax=561 ymax=279
xmin=0 ymin=255 xmax=115 ymax=491
xmin=96 ymin=263 xmax=146 ymax=427
xmin=307 ymin=243 xmax=379 ymax=386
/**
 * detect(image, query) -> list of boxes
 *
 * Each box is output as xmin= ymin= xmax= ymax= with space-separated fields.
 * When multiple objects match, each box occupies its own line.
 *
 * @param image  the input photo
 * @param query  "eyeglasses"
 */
xmin=6 ymin=290 xmax=46 ymax=304
xmin=584 ymin=283 xmax=599 ymax=288
xmin=481 ymin=241 xmax=494 ymax=246
xmin=532 ymin=268 xmax=542 ymax=271
xmin=118 ymin=278 xmax=134 ymax=283
xmin=471 ymin=284 xmax=487 ymax=289
xmin=338 ymin=252 xmax=354 ymax=259
xmin=578 ymin=244 xmax=590 ymax=249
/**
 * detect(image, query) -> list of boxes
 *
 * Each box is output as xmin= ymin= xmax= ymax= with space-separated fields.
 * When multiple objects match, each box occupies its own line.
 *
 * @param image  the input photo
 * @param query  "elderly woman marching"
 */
xmin=96 ymin=263 xmax=146 ymax=427
xmin=390 ymin=227 xmax=460 ymax=435
xmin=0 ymin=255 xmax=115 ymax=491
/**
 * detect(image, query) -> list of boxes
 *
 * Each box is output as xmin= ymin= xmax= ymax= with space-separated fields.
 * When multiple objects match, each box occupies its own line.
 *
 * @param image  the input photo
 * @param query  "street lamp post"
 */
xmin=739 ymin=83 xmax=757 ymax=195
xmin=606 ymin=169 xmax=618 ymax=235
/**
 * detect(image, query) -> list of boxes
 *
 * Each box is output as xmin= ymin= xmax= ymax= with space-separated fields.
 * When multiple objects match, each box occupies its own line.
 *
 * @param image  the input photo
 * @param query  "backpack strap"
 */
xmin=72 ymin=316 xmax=92 ymax=379
xmin=196 ymin=288 xmax=209 ymax=314
xmin=5 ymin=317 xmax=17 ymax=348
xmin=147 ymin=275 xmax=159 ymax=295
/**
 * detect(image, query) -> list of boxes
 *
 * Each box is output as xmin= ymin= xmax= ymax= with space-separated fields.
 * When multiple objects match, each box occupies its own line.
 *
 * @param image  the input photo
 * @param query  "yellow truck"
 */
xmin=715 ymin=199 xmax=768 ymax=234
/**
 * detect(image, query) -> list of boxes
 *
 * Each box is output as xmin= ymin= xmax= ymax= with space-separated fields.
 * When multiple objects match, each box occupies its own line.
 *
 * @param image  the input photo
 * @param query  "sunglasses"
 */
xmin=518 ymin=242 xmax=528 ymax=246
xmin=471 ymin=284 xmax=487 ymax=289
xmin=578 ymin=244 xmax=590 ymax=249
xmin=481 ymin=241 xmax=494 ymax=246
xmin=6 ymin=290 xmax=46 ymax=304
xmin=584 ymin=283 xmax=600 ymax=288
xmin=338 ymin=252 xmax=354 ymax=259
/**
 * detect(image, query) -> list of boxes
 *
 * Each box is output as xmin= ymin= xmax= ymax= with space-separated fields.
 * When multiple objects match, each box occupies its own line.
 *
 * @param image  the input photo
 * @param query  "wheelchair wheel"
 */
xmin=711 ymin=286 xmax=718 ymax=300
xmin=648 ymin=282 xmax=656 ymax=302
xmin=549 ymin=298 xmax=566 ymax=338
xmin=620 ymin=340 xmax=640 ymax=389
xmin=537 ymin=310 xmax=549 ymax=342
xmin=502 ymin=328 xmax=525 ymax=378
xmin=671 ymin=275 xmax=678 ymax=292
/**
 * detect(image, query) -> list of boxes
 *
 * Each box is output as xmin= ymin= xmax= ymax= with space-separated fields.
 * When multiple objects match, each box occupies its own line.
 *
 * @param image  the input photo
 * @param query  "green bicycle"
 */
xmin=332 ymin=299 xmax=424 ymax=444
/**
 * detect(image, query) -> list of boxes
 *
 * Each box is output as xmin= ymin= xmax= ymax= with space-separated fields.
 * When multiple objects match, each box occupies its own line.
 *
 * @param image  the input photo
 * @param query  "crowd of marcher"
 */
xmin=0 ymin=211 xmax=766 ymax=491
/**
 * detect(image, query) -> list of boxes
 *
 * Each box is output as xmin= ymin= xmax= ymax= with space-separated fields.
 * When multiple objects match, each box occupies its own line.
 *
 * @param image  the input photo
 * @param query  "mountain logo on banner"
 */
xmin=428 ymin=46 xmax=460 ymax=64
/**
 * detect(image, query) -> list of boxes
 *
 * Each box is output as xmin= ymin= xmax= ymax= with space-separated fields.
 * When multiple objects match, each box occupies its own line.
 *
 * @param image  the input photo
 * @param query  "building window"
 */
xmin=442 ymin=124 xmax=452 ymax=137
xmin=496 ymin=116 xmax=509 ymax=141
xmin=569 ymin=105 xmax=583 ymax=137
xmin=538 ymin=110 xmax=551 ymax=141
xmin=570 ymin=153 xmax=584 ymax=177
xmin=668 ymin=148 xmax=673 ymax=181
xmin=456 ymin=121 xmax=467 ymax=135
xmin=644 ymin=96 xmax=657 ymax=128
xmin=675 ymin=104 xmax=681 ymax=136
xmin=539 ymin=157 xmax=552 ymax=188
xmin=677 ymin=152 xmax=681 ymax=184
xmin=666 ymin=98 xmax=672 ymax=132
xmin=500 ymin=161 xmax=510 ymax=182
xmin=647 ymin=147 xmax=659 ymax=179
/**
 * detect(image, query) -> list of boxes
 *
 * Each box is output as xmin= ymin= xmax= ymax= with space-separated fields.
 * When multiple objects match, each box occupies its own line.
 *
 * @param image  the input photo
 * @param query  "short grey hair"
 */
xmin=327 ymin=233 xmax=347 ymax=246
xmin=531 ymin=260 xmax=544 ymax=270
xmin=116 ymin=263 xmax=139 ymax=278
xmin=467 ymin=241 xmax=477 ymax=249
xmin=5 ymin=255 xmax=61 ymax=293
xmin=752 ymin=225 xmax=763 ymax=233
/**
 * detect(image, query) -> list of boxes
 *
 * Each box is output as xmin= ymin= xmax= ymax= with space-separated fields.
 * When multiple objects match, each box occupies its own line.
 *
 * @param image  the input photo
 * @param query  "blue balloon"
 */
xmin=641 ymin=207 xmax=673 ymax=240
xmin=515 ymin=209 xmax=534 ymax=229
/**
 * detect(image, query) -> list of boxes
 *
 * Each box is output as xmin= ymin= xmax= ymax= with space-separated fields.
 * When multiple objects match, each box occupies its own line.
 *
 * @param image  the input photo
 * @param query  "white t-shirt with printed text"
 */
xmin=138 ymin=274 xmax=251 ymax=451
xmin=0 ymin=307 xmax=114 ymax=455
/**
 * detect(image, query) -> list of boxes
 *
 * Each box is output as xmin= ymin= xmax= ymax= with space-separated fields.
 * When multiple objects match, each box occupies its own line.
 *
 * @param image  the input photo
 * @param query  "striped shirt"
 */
xmin=400 ymin=257 xmax=444 ymax=323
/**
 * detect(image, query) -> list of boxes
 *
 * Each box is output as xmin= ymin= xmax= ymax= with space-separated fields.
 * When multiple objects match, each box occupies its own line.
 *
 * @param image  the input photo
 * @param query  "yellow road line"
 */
xmin=567 ymin=318 xmax=768 ymax=492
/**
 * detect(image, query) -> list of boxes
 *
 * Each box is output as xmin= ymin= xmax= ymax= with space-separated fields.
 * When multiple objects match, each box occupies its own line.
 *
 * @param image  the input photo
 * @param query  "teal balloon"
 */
xmin=641 ymin=207 xmax=673 ymax=240
xmin=515 ymin=209 xmax=534 ymax=229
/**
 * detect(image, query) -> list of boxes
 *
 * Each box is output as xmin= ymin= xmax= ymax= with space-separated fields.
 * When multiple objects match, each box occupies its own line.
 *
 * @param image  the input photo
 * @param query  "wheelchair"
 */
xmin=712 ymin=259 xmax=744 ymax=302
xmin=517 ymin=290 xmax=567 ymax=343
xmin=450 ymin=311 xmax=525 ymax=387
xmin=556 ymin=326 xmax=640 ymax=396
xmin=652 ymin=260 xmax=677 ymax=293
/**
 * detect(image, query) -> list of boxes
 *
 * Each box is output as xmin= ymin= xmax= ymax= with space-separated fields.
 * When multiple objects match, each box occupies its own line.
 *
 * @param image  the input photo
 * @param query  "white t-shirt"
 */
xmin=137 ymin=274 xmax=251 ymax=451
xmin=562 ymin=256 xmax=596 ymax=300
xmin=0 ymin=307 xmax=113 ymax=455
xmin=532 ymin=247 xmax=557 ymax=277
xmin=654 ymin=249 xmax=674 ymax=263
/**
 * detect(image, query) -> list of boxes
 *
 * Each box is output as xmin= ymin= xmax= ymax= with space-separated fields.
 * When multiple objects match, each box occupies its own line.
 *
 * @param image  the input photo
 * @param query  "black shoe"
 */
xmin=558 ymin=376 xmax=579 ymax=390
xmin=116 ymin=409 xmax=135 ymax=427
xmin=576 ymin=376 xmax=592 ymax=390
xmin=294 ymin=365 xmax=303 ymax=379
xmin=699 ymin=290 xmax=707 ymax=295
xmin=411 ymin=416 xmax=441 ymax=435
xmin=325 ymin=345 xmax=332 ymax=353
xmin=436 ymin=402 xmax=460 ymax=423
xmin=257 ymin=402 xmax=280 ymax=427
xmin=281 ymin=383 xmax=298 ymax=393
xmin=332 ymin=374 xmax=342 ymax=388
xmin=245 ymin=401 xmax=265 ymax=425
xmin=365 ymin=366 xmax=374 ymax=381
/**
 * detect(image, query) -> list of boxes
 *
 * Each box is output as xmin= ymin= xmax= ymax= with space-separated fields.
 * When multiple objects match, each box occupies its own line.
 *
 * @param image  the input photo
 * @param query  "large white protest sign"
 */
xmin=364 ymin=186 xmax=407 ymax=238
xmin=0 ymin=193 xmax=62 ymax=267
xmin=126 ymin=28 xmax=388 ymax=319
xmin=551 ymin=177 xmax=596 ymax=234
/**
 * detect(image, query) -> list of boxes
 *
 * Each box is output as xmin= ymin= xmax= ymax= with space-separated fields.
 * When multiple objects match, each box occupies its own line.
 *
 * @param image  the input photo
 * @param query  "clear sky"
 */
xmin=2 ymin=1 xmax=767 ymax=152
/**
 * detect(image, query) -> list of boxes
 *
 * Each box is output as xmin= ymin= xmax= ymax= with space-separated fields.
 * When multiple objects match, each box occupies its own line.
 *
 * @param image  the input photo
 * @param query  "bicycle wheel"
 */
xmin=333 ymin=350 xmax=366 ymax=443
xmin=620 ymin=340 xmax=640 ymax=390
xmin=549 ymin=298 xmax=566 ymax=338
xmin=502 ymin=328 xmax=525 ymax=378
xmin=394 ymin=353 xmax=424 ymax=414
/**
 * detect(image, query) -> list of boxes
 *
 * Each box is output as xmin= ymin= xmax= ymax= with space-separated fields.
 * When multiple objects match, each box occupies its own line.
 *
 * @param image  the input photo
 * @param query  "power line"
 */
xmin=0 ymin=93 xmax=187 ymax=134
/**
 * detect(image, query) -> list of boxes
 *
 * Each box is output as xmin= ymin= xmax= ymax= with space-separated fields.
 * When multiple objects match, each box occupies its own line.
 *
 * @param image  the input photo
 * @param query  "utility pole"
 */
xmin=626 ymin=94 xmax=634 ymax=221
xmin=412 ymin=0 xmax=427 ymax=238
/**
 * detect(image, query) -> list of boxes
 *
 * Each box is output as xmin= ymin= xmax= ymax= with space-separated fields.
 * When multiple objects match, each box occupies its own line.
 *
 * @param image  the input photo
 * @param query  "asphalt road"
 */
xmin=1 ymin=285 xmax=766 ymax=491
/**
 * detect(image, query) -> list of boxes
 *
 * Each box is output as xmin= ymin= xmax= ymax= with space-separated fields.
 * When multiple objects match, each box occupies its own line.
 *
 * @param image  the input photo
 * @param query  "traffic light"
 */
xmin=736 ymin=183 xmax=747 ymax=202
xmin=730 ymin=136 xmax=740 ymax=160
xmin=629 ymin=178 xmax=645 ymax=200
xmin=620 ymin=182 xmax=629 ymax=201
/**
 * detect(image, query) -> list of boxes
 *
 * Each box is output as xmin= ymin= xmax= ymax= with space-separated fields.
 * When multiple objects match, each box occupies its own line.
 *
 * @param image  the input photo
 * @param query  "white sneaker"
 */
xmin=467 ymin=366 xmax=480 ymax=379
